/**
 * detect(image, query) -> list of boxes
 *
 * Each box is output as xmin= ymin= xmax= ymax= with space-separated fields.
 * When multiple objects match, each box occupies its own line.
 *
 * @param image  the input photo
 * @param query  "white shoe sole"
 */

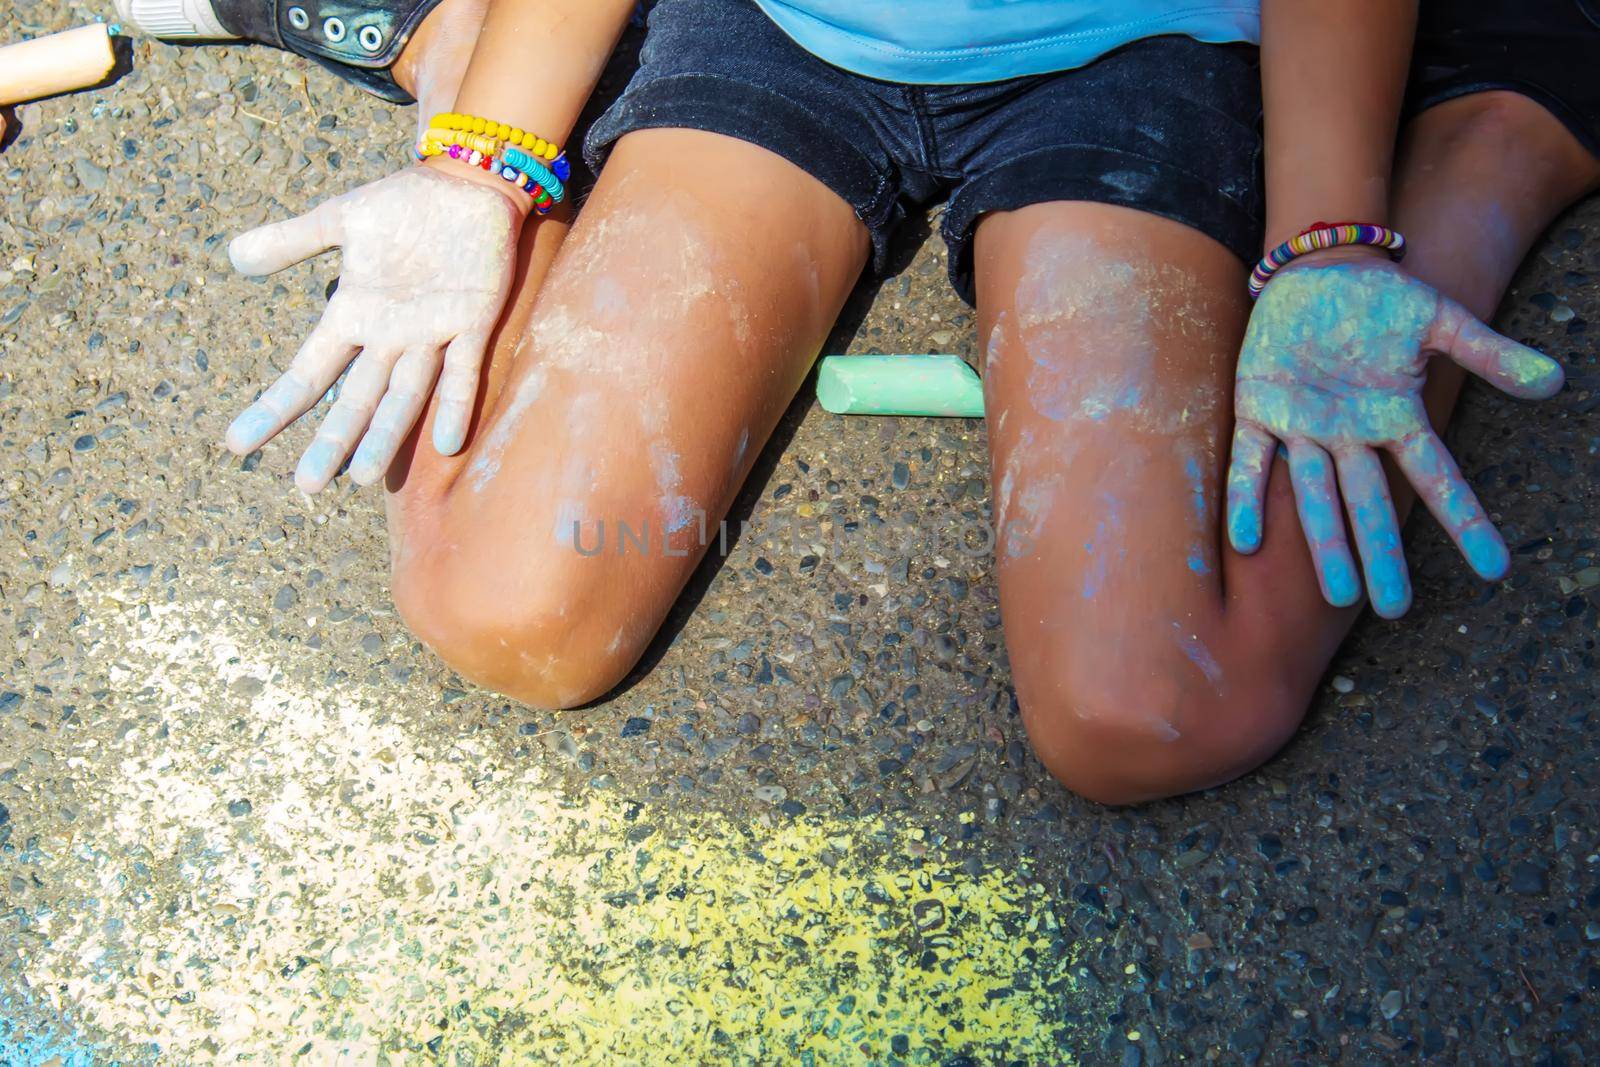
xmin=112 ymin=0 xmax=238 ymax=39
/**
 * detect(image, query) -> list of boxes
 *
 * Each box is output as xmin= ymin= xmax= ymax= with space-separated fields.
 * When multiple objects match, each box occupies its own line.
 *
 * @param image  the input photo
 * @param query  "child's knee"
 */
xmin=1425 ymin=89 xmax=1568 ymax=147
xmin=1013 ymin=639 xmax=1309 ymax=805
xmin=1412 ymin=89 xmax=1600 ymax=193
xmin=391 ymin=520 xmax=657 ymax=708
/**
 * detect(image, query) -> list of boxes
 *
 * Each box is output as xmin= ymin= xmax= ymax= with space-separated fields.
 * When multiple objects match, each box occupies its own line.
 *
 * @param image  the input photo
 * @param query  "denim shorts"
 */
xmin=584 ymin=0 xmax=1265 ymax=304
xmin=1408 ymin=0 xmax=1600 ymax=159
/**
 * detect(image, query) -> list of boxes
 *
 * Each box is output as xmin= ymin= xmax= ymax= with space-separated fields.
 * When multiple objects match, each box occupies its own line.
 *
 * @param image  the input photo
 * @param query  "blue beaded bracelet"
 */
xmin=502 ymin=145 xmax=566 ymax=204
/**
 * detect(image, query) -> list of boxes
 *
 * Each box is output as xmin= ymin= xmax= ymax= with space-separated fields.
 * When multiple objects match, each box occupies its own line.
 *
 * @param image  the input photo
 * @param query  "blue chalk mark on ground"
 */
xmin=1 ymin=1019 xmax=100 ymax=1067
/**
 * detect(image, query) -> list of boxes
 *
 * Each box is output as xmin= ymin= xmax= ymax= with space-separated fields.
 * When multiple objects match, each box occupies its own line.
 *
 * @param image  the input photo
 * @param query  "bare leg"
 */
xmin=979 ymin=90 xmax=1600 ymax=804
xmin=385 ymin=128 xmax=869 ymax=707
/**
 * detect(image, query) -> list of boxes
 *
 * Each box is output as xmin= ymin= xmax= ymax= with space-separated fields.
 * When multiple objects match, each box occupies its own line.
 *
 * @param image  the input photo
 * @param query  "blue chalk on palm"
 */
xmin=816 ymin=354 xmax=986 ymax=418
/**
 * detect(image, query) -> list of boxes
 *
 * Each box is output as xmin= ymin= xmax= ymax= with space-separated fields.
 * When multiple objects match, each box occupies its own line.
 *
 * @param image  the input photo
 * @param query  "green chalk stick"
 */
xmin=816 ymin=354 xmax=986 ymax=418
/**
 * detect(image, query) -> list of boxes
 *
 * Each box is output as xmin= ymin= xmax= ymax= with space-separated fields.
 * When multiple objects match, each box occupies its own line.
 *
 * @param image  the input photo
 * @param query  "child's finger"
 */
xmin=1287 ymin=440 xmax=1362 ymax=608
xmin=226 ymin=323 xmax=356 ymax=455
xmin=1429 ymin=296 xmax=1564 ymax=400
xmin=229 ymin=202 xmax=342 ymax=277
xmin=432 ymin=330 xmax=490 ymax=456
xmin=1226 ymin=422 xmax=1275 ymax=554
xmin=1393 ymin=429 xmax=1510 ymax=581
xmin=348 ymin=346 xmax=443 ymax=485
xmin=1334 ymin=446 xmax=1411 ymax=618
xmin=293 ymin=347 xmax=404 ymax=494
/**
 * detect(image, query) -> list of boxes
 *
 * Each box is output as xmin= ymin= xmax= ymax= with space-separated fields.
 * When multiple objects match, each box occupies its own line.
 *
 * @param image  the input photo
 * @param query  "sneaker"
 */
xmin=111 ymin=0 xmax=442 ymax=101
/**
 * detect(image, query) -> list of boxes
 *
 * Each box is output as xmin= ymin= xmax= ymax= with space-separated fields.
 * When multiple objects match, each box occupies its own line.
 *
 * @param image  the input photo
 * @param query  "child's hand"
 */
xmin=1226 ymin=258 xmax=1563 ymax=618
xmin=224 ymin=166 xmax=524 ymax=492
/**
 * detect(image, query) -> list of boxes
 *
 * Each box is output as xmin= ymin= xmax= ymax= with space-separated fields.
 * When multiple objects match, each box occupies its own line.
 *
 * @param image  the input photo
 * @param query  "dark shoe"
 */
xmin=112 ymin=0 xmax=442 ymax=102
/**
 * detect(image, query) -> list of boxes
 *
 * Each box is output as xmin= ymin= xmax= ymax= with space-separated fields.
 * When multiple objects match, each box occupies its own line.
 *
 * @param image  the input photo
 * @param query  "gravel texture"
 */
xmin=1 ymin=6 xmax=1597 ymax=1063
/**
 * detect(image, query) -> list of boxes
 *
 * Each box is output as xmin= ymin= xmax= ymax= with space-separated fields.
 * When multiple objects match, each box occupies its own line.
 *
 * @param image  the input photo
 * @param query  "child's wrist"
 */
xmin=419 ymin=154 xmax=535 ymax=217
xmin=1282 ymin=244 xmax=1391 ymax=268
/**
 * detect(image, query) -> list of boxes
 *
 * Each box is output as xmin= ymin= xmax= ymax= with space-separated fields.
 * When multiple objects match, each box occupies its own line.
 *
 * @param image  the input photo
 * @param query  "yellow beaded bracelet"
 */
xmin=422 ymin=127 xmax=502 ymax=157
xmin=431 ymin=112 xmax=561 ymax=162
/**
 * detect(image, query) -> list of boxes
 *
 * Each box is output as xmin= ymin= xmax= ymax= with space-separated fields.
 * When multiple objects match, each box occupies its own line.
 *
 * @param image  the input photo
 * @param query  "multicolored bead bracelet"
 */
xmin=418 ymin=131 xmax=567 ymax=195
xmin=416 ymin=113 xmax=573 ymax=199
xmin=427 ymin=112 xmax=570 ymax=181
xmin=1248 ymin=221 xmax=1406 ymax=299
xmin=415 ymin=139 xmax=557 ymax=213
xmin=501 ymin=145 xmax=565 ymax=203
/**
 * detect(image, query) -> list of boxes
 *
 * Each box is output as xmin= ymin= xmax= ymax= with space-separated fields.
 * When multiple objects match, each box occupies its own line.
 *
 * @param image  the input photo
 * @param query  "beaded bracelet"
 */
xmin=423 ymin=126 xmax=501 ymax=156
xmin=418 ymin=132 xmax=565 ymax=200
xmin=502 ymin=145 xmax=565 ymax=203
xmin=432 ymin=111 xmax=562 ymax=163
xmin=416 ymin=140 xmax=557 ymax=213
xmin=1248 ymin=221 xmax=1406 ymax=299
xmin=418 ymin=125 xmax=573 ymax=187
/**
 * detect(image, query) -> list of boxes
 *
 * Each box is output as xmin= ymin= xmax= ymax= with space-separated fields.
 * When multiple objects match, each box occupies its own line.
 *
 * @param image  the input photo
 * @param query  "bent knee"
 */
xmin=1418 ymin=89 xmax=1600 ymax=189
xmin=1015 ymin=649 xmax=1309 ymax=805
xmin=391 ymin=537 xmax=657 ymax=709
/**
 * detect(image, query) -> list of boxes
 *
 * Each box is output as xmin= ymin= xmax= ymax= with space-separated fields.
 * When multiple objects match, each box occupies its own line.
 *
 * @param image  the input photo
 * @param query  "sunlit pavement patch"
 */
xmin=0 ymin=1002 xmax=104 ymax=1067
xmin=1 ymin=599 xmax=1102 ymax=1062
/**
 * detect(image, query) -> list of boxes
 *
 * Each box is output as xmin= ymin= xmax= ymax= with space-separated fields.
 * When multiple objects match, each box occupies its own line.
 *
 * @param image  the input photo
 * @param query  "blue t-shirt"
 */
xmin=751 ymin=1 xmax=1261 ymax=84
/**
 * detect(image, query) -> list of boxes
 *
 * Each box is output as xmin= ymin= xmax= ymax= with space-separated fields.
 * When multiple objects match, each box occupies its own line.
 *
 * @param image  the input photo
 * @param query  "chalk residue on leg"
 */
xmin=1079 ymin=492 xmax=1126 ymax=599
xmin=1015 ymin=232 xmax=1150 ymax=426
xmin=465 ymin=175 xmax=750 ymax=508
xmin=551 ymin=498 xmax=592 ymax=550
xmin=467 ymin=359 xmax=550 ymax=493
xmin=730 ymin=426 xmax=750 ymax=480
xmin=1171 ymin=621 xmax=1224 ymax=689
xmin=1001 ymin=431 xmax=1071 ymax=564
xmin=1181 ymin=449 xmax=1213 ymax=577
xmin=590 ymin=274 xmax=631 ymax=320
xmin=984 ymin=311 xmax=1008 ymax=372
xmin=1013 ymin=229 xmax=1222 ymax=434
xmin=545 ymin=392 xmax=605 ymax=548
xmin=650 ymin=440 xmax=697 ymax=534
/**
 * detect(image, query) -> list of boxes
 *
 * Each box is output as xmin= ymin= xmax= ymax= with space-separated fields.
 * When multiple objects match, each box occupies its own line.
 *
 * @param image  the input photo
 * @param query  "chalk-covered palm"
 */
xmin=225 ymin=167 xmax=522 ymax=492
xmin=1227 ymin=261 xmax=1564 ymax=618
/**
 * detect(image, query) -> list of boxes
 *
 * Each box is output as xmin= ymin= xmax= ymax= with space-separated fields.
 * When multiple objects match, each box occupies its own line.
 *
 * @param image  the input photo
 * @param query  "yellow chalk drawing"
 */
xmin=1 ymin=598 xmax=1097 ymax=1062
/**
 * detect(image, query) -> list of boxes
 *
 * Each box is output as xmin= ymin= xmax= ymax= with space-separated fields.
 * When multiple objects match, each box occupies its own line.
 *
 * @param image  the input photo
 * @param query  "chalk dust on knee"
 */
xmin=1170 ymin=620 xmax=1224 ymax=691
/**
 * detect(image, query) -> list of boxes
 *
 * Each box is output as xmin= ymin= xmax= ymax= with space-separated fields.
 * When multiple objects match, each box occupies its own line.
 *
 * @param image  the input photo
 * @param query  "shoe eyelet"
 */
xmin=358 ymin=25 xmax=384 ymax=52
xmin=286 ymin=6 xmax=310 ymax=30
xmin=323 ymin=16 xmax=346 ymax=43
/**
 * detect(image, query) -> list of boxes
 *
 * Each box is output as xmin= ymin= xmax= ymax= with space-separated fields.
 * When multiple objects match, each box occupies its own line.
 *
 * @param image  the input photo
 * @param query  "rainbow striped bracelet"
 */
xmin=1248 ymin=221 xmax=1406 ymax=298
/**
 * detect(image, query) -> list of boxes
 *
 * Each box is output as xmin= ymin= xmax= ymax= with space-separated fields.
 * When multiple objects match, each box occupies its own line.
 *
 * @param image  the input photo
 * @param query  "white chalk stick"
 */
xmin=0 ymin=24 xmax=119 ymax=107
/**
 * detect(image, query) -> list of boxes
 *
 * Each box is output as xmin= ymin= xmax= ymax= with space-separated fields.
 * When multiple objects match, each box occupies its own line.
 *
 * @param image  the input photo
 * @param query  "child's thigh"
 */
xmin=385 ymin=128 xmax=870 ymax=704
xmin=974 ymin=202 xmax=1351 ymax=797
